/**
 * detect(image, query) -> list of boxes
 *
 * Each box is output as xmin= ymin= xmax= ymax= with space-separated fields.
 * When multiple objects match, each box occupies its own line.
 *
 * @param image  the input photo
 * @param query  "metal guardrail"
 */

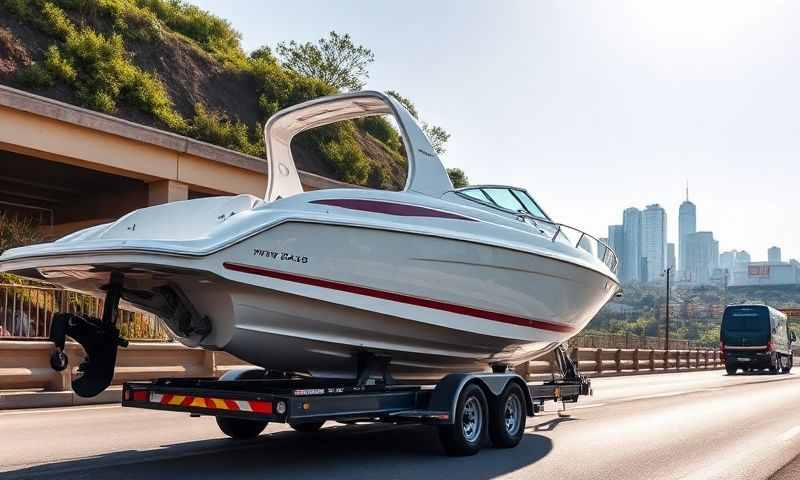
xmin=0 ymin=284 xmax=170 ymax=341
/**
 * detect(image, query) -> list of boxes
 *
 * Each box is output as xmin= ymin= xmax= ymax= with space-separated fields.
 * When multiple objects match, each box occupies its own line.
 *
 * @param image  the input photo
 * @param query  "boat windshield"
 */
xmin=455 ymin=185 xmax=619 ymax=274
xmin=458 ymin=186 xmax=549 ymax=219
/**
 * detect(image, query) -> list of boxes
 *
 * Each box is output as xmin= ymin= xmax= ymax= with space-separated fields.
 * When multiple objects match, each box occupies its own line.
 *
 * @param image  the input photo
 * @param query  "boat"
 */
xmin=0 ymin=91 xmax=621 ymax=397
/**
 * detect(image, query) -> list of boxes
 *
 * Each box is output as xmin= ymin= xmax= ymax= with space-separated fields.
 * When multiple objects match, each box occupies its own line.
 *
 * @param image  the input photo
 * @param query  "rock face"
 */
xmin=0 ymin=8 xmax=406 ymax=190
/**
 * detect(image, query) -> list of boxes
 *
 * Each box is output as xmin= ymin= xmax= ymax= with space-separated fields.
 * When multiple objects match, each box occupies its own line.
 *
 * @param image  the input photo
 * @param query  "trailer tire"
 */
xmin=489 ymin=383 xmax=527 ymax=449
xmin=290 ymin=421 xmax=325 ymax=433
xmin=437 ymin=383 xmax=488 ymax=456
xmin=725 ymin=365 xmax=737 ymax=375
xmin=216 ymin=417 xmax=268 ymax=439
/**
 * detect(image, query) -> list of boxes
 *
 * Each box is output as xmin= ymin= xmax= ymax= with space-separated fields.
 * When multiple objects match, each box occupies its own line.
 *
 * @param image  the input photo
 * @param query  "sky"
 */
xmin=192 ymin=0 xmax=799 ymax=262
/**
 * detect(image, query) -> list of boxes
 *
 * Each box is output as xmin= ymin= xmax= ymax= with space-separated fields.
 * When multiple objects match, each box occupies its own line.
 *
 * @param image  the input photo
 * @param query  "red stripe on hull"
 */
xmin=310 ymin=199 xmax=477 ymax=221
xmin=223 ymin=262 xmax=576 ymax=334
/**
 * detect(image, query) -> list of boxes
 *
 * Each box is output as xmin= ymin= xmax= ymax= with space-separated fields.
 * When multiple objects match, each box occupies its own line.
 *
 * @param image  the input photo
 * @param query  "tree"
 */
xmin=447 ymin=168 xmax=468 ymax=188
xmin=276 ymin=31 xmax=374 ymax=91
xmin=249 ymin=45 xmax=276 ymax=63
xmin=422 ymin=124 xmax=450 ymax=155
xmin=385 ymin=90 xmax=419 ymax=119
xmin=0 ymin=213 xmax=40 ymax=254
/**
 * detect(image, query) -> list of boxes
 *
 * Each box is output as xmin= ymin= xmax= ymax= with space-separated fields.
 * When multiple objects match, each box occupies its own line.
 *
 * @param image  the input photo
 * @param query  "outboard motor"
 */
xmin=48 ymin=272 xmax=128 ymax=397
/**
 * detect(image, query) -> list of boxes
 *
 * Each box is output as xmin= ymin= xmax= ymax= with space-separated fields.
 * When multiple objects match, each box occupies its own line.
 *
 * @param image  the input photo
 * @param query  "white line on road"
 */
xmin=780 ymin=425 xmax=800 ymax=442
xmin=0 ymin=404 xmax=120 ymax=416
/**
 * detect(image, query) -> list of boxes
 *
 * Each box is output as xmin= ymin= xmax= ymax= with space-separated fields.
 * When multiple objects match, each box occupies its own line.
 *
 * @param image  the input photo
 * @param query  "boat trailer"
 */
xmin=122 ymin=345 xmax=590 ymax=456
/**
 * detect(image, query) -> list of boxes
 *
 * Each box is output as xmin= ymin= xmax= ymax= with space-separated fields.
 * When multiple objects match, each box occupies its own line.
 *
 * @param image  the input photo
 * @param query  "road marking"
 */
xmin=569 ymin=403 xmax=606 ymax=410
xmin=780 ymin=425 xmax=800 ymax=442
xmin=0 ymin=404 xmax=120 ymax=416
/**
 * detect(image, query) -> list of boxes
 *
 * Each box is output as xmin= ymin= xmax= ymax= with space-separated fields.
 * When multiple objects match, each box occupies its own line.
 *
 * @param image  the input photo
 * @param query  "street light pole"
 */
xmin=665 ymin=267 xmax=671 ymax=351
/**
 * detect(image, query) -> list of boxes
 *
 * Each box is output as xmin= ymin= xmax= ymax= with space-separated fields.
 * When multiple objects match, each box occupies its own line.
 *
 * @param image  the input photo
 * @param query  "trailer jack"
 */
xmin=48 ymin=273 xmax=128 ymax=397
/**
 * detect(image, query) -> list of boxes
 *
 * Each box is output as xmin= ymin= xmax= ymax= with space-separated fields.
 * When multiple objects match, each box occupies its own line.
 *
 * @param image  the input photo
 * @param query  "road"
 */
xmin=3 ymin=370 xmax=800 ymax=480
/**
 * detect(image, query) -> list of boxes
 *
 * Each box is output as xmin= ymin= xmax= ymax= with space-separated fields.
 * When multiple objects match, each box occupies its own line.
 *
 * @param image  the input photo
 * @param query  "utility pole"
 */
xmin=665 ymin=267 xmax=671 ymax=351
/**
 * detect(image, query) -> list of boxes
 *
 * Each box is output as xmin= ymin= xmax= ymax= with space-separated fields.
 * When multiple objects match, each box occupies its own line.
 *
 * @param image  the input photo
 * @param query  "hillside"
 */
xmin=0 ymin=0 xmax=407 ymax=189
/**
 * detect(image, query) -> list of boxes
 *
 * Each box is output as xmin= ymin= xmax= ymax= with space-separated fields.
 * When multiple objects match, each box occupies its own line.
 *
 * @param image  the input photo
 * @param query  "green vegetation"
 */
xmin=1 ymin=1 xmax=467 ymax=187
xmin=447 ymin=168 xmax=469 ymax=188
xmin=589 ymin=283 xmax=800 ymax=347
xmin=277 ymin=31 xmax=374 ymax=92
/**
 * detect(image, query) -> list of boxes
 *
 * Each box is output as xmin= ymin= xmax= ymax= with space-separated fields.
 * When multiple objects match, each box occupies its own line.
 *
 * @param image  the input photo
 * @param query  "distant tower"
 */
xmin=678 ymin=181 xmax=697 ymax=277
xmin=642 ymin=204 xmax=667 ymax=282
xmin=768 ymin=246 xmax=782 ymax=263
xmin=622 ymin=208 xmax=643 ymax=284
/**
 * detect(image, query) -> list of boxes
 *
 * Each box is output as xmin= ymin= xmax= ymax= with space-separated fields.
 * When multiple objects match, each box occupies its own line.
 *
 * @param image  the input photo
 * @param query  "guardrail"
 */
xmin=0 ymin=284 xmax=169 ymax=341
xmin=518 ymin=347 xmax=724 ymax=380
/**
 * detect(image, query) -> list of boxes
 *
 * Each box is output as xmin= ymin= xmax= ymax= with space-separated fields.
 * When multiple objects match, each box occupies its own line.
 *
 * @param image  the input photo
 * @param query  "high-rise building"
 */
xmin=684 ymin=231 xmax=719 ymax=284
xmin=768 ymin=246 xmax=782 ymax=263
xmin=719 ymin=250 xmax=737 ymax=273
xmin=667 ymin=243 xmax=676 ymax=271
xmin=642 ymin=204 xmax=667 ymax=282
xmin=622 ymin=208 xmax=642 ymax=284
xmin=678 ymin=185 xmax=697 ymax=277
xmin=607 ymin=225 xmax=625 ymax=271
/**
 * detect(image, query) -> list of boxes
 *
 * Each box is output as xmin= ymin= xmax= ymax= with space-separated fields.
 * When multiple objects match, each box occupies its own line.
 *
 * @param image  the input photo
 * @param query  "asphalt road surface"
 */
xmin=3 ymin=370 xmax=800 ymax=480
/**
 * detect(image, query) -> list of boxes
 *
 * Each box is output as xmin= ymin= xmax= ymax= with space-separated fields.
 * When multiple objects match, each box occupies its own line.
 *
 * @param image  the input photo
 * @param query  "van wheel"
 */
xmin=489 ymin=383 xmax=527 ymax=448
xmin=437 ymin=384 xmax=488 ymax=456
xmin=726 ymin=365 xmax=737 ymax=375
xmin=216 ymin=416 xmax=268 ymax=439
xmin=769 ymin=357 xmax=780 ymax=374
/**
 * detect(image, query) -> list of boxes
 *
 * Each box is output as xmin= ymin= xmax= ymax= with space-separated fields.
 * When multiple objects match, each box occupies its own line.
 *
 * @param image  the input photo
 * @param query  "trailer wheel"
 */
xmin=784 ymin=355 xmax=794 ymax=374
xmin=725 ymin=365 xmax=737 ymax=375
xmin=290 ymin=421 xmax=325 ymax=433
xmin=216 ymin=417 xmax=268 ymax=439
xmin=437 ymin=383 xmax=488 ymax=456
xmin=489 ymin=383 xmax=526 ymax=448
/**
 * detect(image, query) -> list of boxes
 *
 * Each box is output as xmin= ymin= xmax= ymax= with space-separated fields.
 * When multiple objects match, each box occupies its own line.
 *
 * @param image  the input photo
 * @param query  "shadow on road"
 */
xmin=7 ymin=423 xmax=553 ymax=479
xmin=531 ymin=415 xmax=580 ymax=432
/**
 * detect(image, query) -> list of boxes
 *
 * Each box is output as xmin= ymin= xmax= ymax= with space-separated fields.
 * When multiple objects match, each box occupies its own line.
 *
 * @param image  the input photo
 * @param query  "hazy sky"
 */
xmin=192 ymin=0 xmax=798 ymax=262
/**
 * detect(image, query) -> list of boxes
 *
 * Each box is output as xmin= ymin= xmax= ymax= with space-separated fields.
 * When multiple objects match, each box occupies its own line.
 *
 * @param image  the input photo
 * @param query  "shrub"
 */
xmin=16 ymin=63 xmax=55 ymax=88
xmin=190 ymin=103 xmax=263 ymax=157
xmin=44 ymin=45 xmax=76 ymax=82
xmin=41 ymin=1 xmax=76 ymax=38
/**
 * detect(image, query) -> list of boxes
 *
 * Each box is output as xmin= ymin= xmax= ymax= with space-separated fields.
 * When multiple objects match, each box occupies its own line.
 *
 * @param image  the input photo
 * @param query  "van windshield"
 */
xmin=722 ymin=307 xmax=769 ymax=332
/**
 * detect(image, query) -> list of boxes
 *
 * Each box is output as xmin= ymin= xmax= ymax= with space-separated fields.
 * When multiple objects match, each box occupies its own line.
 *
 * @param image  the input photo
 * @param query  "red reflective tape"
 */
xmin=249 ymin=401 xmax=272 ymax=414
xmin=223 ymin=262 xmax=575 ymax=333
xmin=204 ymin=397 xmax=216 ymax=409
xmin=224 ymin=399 xmax=240 ymax=411
xmin=161 ymin=394 xmax=173 ymax=405
xmin=181 ymin=396 xmax=194 ymax=407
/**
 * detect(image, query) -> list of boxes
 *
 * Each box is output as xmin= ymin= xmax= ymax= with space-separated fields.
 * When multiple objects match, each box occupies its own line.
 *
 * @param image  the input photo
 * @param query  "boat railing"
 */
xmin=516 ymin=213 xmax=619 ymax=274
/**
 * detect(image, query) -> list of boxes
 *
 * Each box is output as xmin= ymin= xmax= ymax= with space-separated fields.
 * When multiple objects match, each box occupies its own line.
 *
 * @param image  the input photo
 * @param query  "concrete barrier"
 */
xmin=0 ymin=341 xmax=250 ymax=409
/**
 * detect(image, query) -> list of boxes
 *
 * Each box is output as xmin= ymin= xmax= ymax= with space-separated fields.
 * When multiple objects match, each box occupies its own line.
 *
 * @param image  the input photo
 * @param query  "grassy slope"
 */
xmin=0 ymin=0 xmax=407 ymax=189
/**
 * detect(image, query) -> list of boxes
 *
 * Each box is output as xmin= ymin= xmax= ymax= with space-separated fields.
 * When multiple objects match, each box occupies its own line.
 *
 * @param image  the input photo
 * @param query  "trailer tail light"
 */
xmin=767 ymin=341 xmax=774 ymax=352
xmin=131 ymin=390 xmax=149 ymax=402
xmin=720 ymin=341 xmax=725 ymax=353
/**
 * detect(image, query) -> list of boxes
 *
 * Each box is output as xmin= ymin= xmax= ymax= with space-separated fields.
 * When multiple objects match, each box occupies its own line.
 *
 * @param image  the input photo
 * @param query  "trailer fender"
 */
xmin=218 ymin=367 xmax=266 ymax=381
xmin=428 ymin=373 xmax=534 ymax=424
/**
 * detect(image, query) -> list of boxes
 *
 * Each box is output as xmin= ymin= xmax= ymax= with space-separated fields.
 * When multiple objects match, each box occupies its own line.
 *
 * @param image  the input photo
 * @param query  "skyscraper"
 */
xmin=642 ymin=204 xmax=667 ymax=282
xmin=719 ymin=250 xmax=737 ymax=273
xmin=607 ymin=225 xmax=625 ymax=270
xmin=622 ymin=208 xmax=642 ymax=284
xmin=678 ymin=184 xmax=697 ymax=277
xmin=768 ymin=246 xmax=782 ymax=263
xmin=684 ymin=231 xmax=719 ymax=284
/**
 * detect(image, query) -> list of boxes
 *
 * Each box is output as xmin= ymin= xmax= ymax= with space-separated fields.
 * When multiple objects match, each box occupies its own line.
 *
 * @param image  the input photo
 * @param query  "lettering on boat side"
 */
xmin=253 ymin=248 xmax=309 ymax=264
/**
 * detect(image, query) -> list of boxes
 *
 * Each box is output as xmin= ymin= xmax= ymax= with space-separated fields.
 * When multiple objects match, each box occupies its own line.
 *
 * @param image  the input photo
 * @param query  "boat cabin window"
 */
xmin=459 ymin=186 xmax=549 ymax=220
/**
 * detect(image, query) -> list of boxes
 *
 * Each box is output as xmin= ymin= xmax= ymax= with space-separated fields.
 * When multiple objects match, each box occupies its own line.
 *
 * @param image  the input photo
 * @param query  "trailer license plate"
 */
xmin=737 ymin=357 xmax=750 ymax=362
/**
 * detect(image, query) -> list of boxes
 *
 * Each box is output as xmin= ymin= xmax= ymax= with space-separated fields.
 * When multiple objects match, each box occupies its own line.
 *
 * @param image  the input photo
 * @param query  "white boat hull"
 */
xmin=2 ymin=220 xmax=617 ymax=380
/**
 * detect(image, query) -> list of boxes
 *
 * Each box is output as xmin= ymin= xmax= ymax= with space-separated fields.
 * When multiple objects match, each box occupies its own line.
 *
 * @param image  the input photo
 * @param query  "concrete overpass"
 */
xmin=0 ymin=85 xmax=348 ymax=239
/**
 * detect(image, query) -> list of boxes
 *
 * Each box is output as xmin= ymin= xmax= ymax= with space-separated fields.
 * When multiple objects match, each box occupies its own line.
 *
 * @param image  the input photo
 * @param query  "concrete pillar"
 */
xmin=148 ymin=180 xmax=188 ymax=206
